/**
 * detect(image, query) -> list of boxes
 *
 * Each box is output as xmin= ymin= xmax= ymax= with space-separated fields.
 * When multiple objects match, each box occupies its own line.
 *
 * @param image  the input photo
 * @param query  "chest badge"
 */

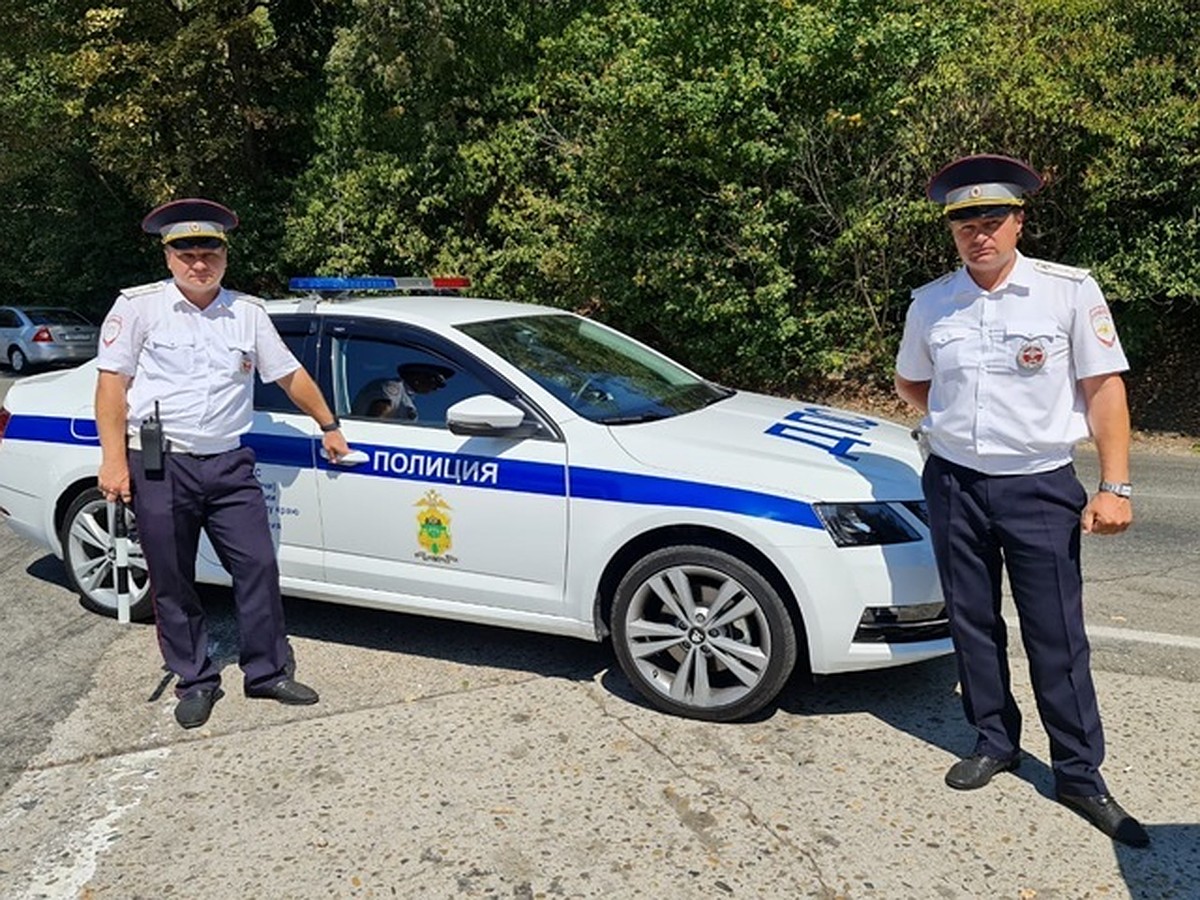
xmin=1016 ymin=340 xmax=1046 ymax=371
xmin=240 ymin=353 xmax=254 ymax=375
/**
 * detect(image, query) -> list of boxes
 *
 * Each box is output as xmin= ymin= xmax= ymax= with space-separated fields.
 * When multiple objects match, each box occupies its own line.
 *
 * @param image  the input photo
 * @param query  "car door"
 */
xmin=314 ymin=316 xmax=569 ymax=615
xmin=200 ymin=313 xmax=325 ymax=582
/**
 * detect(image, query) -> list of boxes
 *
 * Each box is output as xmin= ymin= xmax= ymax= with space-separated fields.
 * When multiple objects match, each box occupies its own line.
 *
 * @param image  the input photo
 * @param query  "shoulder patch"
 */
xmin=1032 ymin=259 xmax=1090 ymax=282
xmin=118 ymin=280 xmax=165 ymax=299
xmin=912 ymin=271 xmax=954 ymax=300
xmin=1089 ymin=304 xmax=1118 ymax=347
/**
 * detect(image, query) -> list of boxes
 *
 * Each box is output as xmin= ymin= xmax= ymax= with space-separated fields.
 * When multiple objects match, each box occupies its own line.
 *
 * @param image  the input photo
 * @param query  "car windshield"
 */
xmin=27 ymin=308 xmax=93 ymax=326
xmin=459 ymin=313 xmax=733 ymax=423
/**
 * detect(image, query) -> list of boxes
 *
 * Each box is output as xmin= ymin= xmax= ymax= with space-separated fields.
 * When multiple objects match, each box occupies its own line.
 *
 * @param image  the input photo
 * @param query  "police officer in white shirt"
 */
xmin=95 ymin=198 xmax=351 ymax=730
xmin=351 ymin=362 xmax=454 ymax=420
xmin=895 ymin=155 xmax=1148 ymax=848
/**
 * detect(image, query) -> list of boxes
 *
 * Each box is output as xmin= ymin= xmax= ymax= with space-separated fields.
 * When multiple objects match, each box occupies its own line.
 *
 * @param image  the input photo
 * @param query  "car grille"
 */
xmin=853 ymin=603 xmax=949 ymax=644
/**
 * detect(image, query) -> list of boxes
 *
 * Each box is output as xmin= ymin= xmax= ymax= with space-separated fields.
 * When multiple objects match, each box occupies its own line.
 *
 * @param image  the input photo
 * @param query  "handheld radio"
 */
xmin=140 ymin=400 xmax=164 ymax=476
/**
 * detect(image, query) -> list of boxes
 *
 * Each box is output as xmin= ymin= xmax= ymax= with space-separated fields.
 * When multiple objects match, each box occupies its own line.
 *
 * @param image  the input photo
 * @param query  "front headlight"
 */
xmin=813 ymin=502 xmax=922 ymax=547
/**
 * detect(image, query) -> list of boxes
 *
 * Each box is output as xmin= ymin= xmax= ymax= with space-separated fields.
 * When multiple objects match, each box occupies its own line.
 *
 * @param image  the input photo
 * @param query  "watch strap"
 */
xmin=319 ymin=417 xmax=341 ymax=433
xmin=1098 ymin=480 xmax=1132 ymax=499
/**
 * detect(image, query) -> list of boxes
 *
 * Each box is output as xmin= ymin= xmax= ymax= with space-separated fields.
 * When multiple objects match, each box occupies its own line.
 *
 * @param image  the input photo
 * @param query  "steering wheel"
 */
xmin=570 ymin=376 xmax=598 ymax=405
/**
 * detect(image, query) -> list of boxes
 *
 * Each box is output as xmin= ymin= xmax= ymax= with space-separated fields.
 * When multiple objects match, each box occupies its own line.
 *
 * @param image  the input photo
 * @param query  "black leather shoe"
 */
xmin=1057 ymin=792 xmax=1150 ymax=848
xmin=945 ymin=753 xmax=1020 ymax=790
xmin=245 ymin=677 xmax=319 ymax=705
xmin=175 ymin=688 xmax=222 ymax=729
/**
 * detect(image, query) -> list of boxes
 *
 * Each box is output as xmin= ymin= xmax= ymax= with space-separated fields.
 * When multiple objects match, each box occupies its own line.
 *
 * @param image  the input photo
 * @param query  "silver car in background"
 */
xmin=0 ymin=306 xmax=99 ymax=373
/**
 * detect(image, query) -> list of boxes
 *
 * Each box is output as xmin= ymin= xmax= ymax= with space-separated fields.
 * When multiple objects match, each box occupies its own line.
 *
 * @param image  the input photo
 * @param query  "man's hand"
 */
xmin=1081 ymin=491 xmax=1132 ymax=535
xmin=98 ymin=459 xmax=132 ymax=503
xmin=321 ymin=429 xmax=352 ymax=463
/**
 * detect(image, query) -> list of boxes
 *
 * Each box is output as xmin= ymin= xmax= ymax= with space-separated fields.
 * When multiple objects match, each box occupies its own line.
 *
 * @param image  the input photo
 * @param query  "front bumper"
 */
xmin=854 ymin=602 xmax=950 ymax=643
xmin=773 ymin=533 xmax=952 ymax=674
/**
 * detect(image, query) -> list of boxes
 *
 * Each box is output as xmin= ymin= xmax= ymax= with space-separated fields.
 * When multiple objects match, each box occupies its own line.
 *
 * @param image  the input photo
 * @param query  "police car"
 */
xmin=0 ymin=276 xmax=950 ymax=721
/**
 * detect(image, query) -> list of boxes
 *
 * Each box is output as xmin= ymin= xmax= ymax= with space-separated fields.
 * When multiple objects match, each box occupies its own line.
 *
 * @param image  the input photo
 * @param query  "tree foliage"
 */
xmin=1 ymin=0 xmax=1197 ymax=404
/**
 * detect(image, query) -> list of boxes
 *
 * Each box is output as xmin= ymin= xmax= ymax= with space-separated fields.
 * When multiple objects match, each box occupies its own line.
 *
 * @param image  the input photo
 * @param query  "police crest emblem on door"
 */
xmin=414 ymin=489 xmax=456 ymax=562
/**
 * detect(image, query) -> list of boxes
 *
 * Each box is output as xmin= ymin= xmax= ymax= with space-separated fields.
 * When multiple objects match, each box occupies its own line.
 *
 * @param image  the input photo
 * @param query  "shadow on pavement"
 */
xmin=276 ymin=588 xmax=611 ymax=685
xmin=1117 ymin=825 xmax=1200 ymax=897
xmin=26 ymin=554 xmax=72 ymax=591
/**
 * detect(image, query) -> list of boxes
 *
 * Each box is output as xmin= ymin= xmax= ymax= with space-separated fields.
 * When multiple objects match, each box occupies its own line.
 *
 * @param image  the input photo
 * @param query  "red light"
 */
xmin=431 ymin=276 xmax=471 ymax=290
xmin=0 ymin=407 xmax=9 ymax=445
xmin=31 ymin=326 xmax=53 ymax=343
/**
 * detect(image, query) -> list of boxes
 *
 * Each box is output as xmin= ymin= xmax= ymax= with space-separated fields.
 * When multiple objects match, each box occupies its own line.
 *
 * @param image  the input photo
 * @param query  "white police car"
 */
xmin=0 ymin=276 xmax=949 ymax=721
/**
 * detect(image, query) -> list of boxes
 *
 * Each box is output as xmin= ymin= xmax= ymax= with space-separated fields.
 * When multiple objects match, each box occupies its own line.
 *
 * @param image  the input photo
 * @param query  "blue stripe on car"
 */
xmin=7 ymin=414 xmax=821 ymax=530
xmin=5 ymin=414 xmax=99 ymax=443
xmin=569 ymin=467 xmax=821 ymax=528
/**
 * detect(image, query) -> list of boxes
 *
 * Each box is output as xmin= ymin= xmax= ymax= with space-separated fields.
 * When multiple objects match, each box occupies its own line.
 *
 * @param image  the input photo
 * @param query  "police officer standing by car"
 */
xmin=95 ymin=199 xmax=351 ymax=730
xmin=894 ymin=155 xmax=1149 ymax=848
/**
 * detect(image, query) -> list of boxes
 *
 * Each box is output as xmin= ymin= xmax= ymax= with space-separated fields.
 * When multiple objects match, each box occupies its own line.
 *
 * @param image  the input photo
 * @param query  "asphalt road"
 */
xmin=1 ymin=371 xmax=1198 ymax=899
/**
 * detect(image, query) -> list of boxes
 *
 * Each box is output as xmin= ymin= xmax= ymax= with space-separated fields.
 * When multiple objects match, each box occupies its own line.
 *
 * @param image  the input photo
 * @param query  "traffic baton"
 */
xmin=111 ymin=497 xmax=131 ymax=624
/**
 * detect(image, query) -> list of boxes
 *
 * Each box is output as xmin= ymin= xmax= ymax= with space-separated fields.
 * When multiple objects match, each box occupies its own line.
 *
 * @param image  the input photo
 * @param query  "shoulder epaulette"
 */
xmin=1031 ymin=259 xmax=1090 ymax=282
xmin=912 ymin=271 xmax=954 ymax=300
xmin=119 ymin=281 xmax=165 ymax=299
xmin=229 ymin=291 xmax=266 ymax=308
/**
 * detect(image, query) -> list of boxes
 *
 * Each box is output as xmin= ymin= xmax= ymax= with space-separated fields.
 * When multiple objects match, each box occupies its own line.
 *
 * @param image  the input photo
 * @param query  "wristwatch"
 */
xmin=319 ymin=417 xmax=341 ymax=433
xmin=1098 ymin=480 xmax=1133 ymax=499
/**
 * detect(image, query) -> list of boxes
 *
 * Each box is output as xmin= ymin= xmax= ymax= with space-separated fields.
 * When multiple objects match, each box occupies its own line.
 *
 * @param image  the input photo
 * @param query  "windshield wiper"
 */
xmin=598 ymin=412 xmax=671 ymax=425
xmin=702 ymin=385 xmax=735 ymax=405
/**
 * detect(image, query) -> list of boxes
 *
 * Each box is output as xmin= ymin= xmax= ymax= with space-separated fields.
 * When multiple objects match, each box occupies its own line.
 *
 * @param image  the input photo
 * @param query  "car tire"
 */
xmin=9 ymin=347 xmax=27 ymax=373
xmin=611 ymin=544 xmax=798 ymax=722
xmin=60 ymin=487 xmax=154 ymax=621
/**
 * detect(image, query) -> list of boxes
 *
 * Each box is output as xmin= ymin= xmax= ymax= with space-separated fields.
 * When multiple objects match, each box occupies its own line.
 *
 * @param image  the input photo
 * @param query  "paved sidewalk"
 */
xmin=2 ymin=598 xmax=1197 ymax=899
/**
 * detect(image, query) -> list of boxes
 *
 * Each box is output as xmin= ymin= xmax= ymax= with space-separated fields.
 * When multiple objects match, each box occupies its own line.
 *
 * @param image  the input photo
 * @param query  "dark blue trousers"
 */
xmin=130 ymin=447 xmax=291 ymax=697
xmin=923 ymin=454 xmax=1107 ymax=796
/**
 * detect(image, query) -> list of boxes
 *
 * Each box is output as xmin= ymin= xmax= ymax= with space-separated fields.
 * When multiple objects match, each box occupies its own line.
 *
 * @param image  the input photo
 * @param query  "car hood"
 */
xmin=606 ymin=391 xmax=924 ymax=502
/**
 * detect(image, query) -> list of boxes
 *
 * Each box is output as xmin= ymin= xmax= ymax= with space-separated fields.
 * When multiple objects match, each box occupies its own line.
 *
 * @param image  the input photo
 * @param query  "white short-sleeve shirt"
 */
xmin=95 ymin=279 xmax=301 ymax=454
xmin=895 ymin=252 xmax=1129 ymax=475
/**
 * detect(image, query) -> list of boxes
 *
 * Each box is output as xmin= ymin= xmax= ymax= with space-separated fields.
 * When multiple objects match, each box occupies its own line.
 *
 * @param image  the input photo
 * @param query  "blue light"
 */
xmin=289 ymin=276 xmax=399 ymax=292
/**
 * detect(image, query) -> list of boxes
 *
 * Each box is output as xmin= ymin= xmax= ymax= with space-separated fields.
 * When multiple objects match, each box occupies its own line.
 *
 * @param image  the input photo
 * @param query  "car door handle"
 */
xmin=320 ymin=448 xmax=370 ymax=466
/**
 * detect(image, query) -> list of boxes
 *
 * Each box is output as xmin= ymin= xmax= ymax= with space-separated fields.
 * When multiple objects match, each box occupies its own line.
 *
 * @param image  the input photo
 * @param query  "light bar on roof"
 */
xmin=288 ymin=275 xmax=470 ymax=292
xmin=430 ymin=276 xmax=471 ymax=289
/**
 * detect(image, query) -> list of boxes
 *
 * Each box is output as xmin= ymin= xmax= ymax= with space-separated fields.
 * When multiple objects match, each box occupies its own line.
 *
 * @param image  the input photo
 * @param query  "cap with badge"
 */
xmin=141 ymin=198 xmax=239 ymax=249
xmin=927 ymin=154 xmax=1044 ymax=220
xmin=351 ymin=364 xmax=454 ymax=420
xmin=397 ymin=362 xmax=454 ymax=387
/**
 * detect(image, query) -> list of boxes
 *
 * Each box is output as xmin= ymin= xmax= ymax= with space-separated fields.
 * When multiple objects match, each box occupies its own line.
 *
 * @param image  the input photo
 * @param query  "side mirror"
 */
xmin=447 ymin=395 xmax=539 ymax=438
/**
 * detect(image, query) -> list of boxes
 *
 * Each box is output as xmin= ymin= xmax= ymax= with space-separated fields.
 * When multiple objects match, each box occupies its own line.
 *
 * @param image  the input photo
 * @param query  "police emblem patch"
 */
xmin=101 ymin=316 xmax=122 ymax=347
xmin=1090 ymin=305 xmax=1117 ymax=347
xmin=1016 ymin=340 xmax=1046 ymax=371
xmin=414 ymin=489 xmax=455 ymax=562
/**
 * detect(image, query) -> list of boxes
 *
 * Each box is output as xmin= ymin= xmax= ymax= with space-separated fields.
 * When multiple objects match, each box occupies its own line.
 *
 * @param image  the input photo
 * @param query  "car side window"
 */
xmin=253 ymin=317 xmax=316 ymax=414
xmin=336 ymin=336 xmax=488 ymax=429
xmin=0 ymin=309 xmax=20 ymax=328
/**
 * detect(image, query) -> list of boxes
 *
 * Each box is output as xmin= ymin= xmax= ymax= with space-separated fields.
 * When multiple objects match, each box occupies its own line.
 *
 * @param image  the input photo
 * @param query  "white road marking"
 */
xmin=15 ymin=747 xmax=170 ymax=899
xmin=1007 ymin=621 xmax=1200 ymax=651
xmin=1086 ymin=624 xmax=1200 ymax=651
